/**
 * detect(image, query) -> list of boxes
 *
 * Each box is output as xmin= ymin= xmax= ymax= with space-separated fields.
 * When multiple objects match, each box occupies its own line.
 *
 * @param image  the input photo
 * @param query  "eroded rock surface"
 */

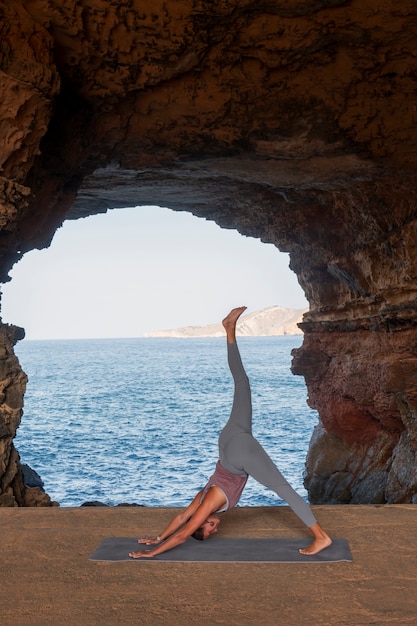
xmin=1 ymin=0 xmax=417 ymax=504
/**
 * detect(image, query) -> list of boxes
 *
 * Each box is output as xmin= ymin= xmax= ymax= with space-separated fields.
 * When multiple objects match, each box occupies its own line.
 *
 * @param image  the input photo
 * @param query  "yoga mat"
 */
xmin=89 ymin=536 xmax=352 ymax=563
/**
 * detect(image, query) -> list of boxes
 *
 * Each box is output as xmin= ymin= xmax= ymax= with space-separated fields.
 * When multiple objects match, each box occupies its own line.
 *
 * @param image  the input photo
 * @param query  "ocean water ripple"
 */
xmin=14 ymin=336 xmax=318 ymax=507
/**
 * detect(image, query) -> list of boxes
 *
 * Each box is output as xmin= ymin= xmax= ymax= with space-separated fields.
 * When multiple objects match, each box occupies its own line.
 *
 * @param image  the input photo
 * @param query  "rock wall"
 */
xmin=1 ymin=0 xmax=417 ymax=504
xmin=0 ymin=323 xmax=53 ymax=506
xmin=292 ymin=330 xmax=417 ymax=504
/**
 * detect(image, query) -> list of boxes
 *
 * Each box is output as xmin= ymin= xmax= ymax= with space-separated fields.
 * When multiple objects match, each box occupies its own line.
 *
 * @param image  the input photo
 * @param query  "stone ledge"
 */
xmin=0 ymin=505 xmax=416 ymax=625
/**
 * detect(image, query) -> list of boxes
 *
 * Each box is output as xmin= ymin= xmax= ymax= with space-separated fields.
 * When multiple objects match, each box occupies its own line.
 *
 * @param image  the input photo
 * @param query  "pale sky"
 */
xmin=0 ymin=205 xmax=307 ymax=340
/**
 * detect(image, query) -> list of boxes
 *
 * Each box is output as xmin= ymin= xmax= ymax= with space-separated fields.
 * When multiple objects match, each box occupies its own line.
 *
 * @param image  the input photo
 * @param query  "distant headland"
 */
xmin=145 ymin=305 xmax=308 ymax=338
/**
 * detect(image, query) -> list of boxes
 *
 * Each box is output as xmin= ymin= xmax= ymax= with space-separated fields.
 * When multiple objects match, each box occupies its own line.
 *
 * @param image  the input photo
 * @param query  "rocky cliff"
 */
xmin=1 ymin=0 xmax=417 ymax=505
xmin=147 ymin=306 xmax=305 ymax=338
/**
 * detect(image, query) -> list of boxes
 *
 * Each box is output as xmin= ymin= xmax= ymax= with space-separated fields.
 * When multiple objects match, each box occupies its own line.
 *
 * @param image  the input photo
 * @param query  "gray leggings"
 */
xmin=218 ymin=342 xmax=317 ymax=528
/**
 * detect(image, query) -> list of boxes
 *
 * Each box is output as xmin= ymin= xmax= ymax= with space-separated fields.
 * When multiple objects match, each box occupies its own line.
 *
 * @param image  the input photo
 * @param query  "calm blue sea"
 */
xmin=13 ymin=336 xmax=318 ymax=508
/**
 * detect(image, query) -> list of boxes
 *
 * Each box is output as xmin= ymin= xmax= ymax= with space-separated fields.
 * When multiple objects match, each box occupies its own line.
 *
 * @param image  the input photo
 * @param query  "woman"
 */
xmin=129 ymin=306 xmax=331 ymax=558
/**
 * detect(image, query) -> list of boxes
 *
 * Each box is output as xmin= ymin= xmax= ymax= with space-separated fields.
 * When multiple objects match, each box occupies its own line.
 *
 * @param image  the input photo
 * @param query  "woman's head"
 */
xmin=192 ymin=515 xmax=220 ymax=541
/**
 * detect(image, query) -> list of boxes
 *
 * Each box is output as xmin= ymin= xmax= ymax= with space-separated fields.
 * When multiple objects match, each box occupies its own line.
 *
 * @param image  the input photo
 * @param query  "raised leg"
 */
xmin=219 ymin=308 xmax=253 ymax=460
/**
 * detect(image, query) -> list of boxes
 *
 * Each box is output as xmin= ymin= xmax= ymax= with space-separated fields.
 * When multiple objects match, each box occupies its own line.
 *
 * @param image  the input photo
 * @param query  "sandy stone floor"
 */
xmin=1 ymin=505 xmax=416 ymax=625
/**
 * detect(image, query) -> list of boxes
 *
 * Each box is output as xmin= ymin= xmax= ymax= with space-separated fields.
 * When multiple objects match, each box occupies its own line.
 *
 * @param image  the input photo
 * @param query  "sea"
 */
xmin=13 ymin=336 xmax=318 ymax=508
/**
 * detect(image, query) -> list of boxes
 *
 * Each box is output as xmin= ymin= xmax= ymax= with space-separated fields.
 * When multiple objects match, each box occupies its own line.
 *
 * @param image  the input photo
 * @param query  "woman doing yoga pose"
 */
xmin=129 ymin=307 xmax=331 ymax=559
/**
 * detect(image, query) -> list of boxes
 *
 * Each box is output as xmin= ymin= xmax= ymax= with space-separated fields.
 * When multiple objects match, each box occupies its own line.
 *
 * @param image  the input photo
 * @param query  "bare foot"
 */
xmin=299 ymin=535 xmax=332 ymax=556
xmin=222 ymin=307 xmax=247 ymax=331
xmin=222 ymin=307 xmax=247 ymax=343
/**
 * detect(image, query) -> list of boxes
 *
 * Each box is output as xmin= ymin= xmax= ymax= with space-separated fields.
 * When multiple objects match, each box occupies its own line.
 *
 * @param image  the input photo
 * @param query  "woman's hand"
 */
xmin=129 ymin=549 xmax=155 ymax=559
xmin=137 ymin=536 xmax=161 ymax=545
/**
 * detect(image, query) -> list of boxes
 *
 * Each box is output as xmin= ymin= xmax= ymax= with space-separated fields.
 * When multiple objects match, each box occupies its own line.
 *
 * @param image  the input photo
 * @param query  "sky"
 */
xmin=0 ymin=205 xmax=307 ymax=340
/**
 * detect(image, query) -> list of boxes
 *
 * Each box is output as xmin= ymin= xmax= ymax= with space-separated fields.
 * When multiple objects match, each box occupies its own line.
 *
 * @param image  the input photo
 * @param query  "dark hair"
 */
xmin=191 ymin=528 xmax=205 ymax=541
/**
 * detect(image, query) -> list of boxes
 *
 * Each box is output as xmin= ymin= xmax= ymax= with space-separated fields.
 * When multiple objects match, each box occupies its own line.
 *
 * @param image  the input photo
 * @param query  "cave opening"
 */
xmin=1 ymin=204 xmax=317 ymax=507
xmin=2 ymin=204 xmax=307 ymax=340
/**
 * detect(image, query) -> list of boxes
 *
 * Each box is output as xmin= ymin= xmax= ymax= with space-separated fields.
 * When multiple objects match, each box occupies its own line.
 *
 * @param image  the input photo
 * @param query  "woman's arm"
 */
xmin=130 ymin=488 xmax=225 ymax=558
xmin=137 ymin=490 xmax=204 ymax=545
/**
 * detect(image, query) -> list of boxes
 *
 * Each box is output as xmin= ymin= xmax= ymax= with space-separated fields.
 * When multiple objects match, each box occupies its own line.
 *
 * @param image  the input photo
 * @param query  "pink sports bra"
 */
xmin=200 ymin=461 xmax=248 ymax=512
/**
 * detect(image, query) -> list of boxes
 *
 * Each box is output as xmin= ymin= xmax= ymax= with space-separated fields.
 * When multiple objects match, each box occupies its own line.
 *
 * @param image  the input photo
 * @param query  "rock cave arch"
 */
xmin=3 ymin=203 xmax=309 ymax=507
xmin=1 ymin=0 xmax=417 ymax=505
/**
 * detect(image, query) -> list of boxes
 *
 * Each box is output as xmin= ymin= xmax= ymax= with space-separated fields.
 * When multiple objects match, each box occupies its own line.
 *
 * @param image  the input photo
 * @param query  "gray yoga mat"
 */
xmin=89 ymin=536 xmax=352 ymax=563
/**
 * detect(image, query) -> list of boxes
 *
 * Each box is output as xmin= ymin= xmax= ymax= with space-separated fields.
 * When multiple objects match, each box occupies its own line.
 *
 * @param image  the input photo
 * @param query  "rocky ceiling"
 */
xmin=1 ymin=0 xmax=417 ymax=506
